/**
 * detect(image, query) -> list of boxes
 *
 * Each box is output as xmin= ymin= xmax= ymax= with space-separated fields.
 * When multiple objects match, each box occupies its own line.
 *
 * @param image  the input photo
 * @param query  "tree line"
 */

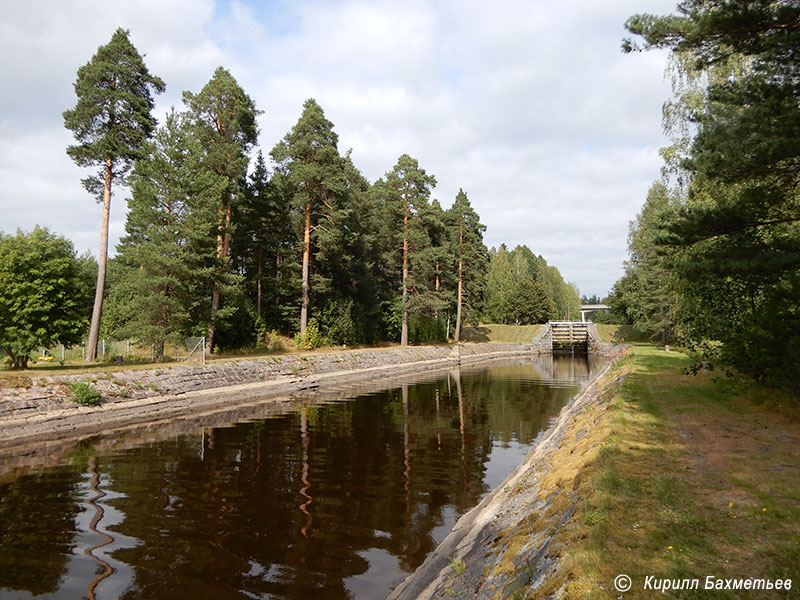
xmin=0 ymin=28 xmax=580 ymax=367
xmin=609 ymin=0 xmax=799 ymax=386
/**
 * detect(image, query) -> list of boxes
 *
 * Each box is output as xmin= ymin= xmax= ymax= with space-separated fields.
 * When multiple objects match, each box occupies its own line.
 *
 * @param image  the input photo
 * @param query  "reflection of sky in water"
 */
xmin=344 ymin=548 xmax=402 ymax=599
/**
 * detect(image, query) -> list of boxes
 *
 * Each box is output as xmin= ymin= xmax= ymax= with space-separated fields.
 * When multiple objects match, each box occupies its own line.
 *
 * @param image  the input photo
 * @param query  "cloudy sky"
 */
xmin=0 ymin=0 xmax=678 ymax=298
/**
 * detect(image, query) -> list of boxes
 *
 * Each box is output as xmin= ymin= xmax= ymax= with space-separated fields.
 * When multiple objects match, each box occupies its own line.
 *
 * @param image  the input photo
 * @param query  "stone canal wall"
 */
xmin=0 ymin=342 xmax=539 ymax=451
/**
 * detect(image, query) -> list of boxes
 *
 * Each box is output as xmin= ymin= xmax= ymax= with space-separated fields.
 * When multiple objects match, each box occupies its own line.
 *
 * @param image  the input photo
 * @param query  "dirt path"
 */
xmin=666 ymin=383 xmax=800 ymax=584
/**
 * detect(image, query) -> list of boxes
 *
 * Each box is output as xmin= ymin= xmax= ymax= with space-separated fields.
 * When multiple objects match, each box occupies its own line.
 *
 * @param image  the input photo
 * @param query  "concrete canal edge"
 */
xmin=386 ymin=344 xmax=631 ymax=600
xmin=0 ymin=342 xmax=560 ymax=454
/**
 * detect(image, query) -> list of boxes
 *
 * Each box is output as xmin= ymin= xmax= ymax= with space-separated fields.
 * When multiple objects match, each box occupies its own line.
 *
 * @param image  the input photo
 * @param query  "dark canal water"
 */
xmin=0 ymin=355 xmax=604 ymax=600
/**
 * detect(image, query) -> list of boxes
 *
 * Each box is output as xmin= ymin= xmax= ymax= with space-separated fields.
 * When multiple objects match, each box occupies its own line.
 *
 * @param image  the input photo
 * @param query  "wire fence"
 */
xmin=32 ymin=337 xmax=206 ymax=367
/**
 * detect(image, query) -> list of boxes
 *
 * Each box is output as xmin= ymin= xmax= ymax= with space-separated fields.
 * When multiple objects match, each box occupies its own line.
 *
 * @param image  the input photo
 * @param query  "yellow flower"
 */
xmin=762 ymin=508 xmax=767 ymax=512
xmin=728 ymin=502 xmax=733 ymax=508
xmin=668 ymin=546 xmax=673 ymax=550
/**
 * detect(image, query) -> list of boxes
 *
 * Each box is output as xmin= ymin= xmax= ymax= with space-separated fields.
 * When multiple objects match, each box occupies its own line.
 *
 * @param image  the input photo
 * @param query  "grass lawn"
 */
xmin=460 ymin=323 xmax=542 ymax=343
xmin=536 ymin=344 xmax=800 ymax=599
xmin=594 ymin=323 xmax=653 ymax=344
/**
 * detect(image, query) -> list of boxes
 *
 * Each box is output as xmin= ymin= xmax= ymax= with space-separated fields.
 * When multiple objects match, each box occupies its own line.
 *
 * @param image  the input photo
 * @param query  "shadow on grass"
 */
xmin=460 ymin=327 xmax=491 ymax=342
xmin=563 ymin=347 xmax=800 ymax=598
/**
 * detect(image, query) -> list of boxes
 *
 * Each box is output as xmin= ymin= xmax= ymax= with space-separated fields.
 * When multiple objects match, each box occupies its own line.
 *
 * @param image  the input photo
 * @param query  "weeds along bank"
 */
xmin=389 ymin=345 xmax=800 ymax=600
xmin=0 ymin=343 xmax=544 ymax=451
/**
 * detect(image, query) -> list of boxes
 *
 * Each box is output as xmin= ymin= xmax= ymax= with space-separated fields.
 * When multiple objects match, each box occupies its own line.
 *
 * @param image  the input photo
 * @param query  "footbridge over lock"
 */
xmin=531 ymin=321 xmax=604 ymax=354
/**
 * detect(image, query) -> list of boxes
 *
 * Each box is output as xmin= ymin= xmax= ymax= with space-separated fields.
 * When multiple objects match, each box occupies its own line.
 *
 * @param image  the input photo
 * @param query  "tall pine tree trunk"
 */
xmin=205 ymin=192 xmax=229 ymax=356
xmin=257 ymin=247 xmax=263 ymax=319
xmin=154 ymin=339 xmax=165 ymax=362
xmin=222 ymin=190 xmax=232 ymax=257
xmin=434 ymin=261 xmax=440 ymax=319
xmin=454 ymin=219 xmax=464 ymax=343
xmin=300 ymin=199 xmax=311 ymax=335
xmin=86 ymin=158 xmax=112 ymax=362
xmin=206 ymin=292 xmax=219 ymax=356
xmin=401 ymin=191 xmax=409 ymax=347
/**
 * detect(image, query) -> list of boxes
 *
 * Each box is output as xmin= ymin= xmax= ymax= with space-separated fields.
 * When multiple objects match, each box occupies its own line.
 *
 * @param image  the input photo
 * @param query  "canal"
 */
xmin=0 ymin=354 xmax=605 ymax=599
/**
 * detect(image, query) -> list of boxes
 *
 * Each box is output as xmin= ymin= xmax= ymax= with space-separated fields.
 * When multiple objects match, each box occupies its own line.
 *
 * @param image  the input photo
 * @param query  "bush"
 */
xmin=294 ymin=319 xmax=326 ymax=350
xmin=409 ymin=315 xmax=446 ymax=344
xmin=67 ymin=381 xmax=101 ymax=406
xmin=320 ymin=298 xmax=359 ymax=346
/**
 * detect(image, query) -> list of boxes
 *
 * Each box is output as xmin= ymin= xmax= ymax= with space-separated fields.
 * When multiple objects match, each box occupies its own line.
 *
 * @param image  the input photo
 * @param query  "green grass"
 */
xmin=66 ymin=381 xmax=101 ymax=406
xmin=529 ymin=344 xmax=800 ymax=599
xmin=460 ymin=323 xmax=542 ymax=343
xmin=594 ymin=323 xmax=653 ymax=344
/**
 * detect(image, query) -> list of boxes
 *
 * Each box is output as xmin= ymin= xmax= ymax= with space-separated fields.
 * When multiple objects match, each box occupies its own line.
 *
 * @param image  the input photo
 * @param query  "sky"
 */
xmin=0 ymin=0 xmax=679 ymax=298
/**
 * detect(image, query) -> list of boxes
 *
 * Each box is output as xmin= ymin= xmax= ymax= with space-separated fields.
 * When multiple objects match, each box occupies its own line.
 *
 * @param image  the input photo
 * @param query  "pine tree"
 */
xmin=233 ymin=152 xmax=280 ymax=322
xmin=183 ymin=67 xmax=261 ymax=353
xmin=624 ymin=0 xmax=800 ymax=382
xmin=63 ymin=28 xmax=165 ymax=362
xmin=614 ymin=182 xmax=679 ymax=342
xmin=379 ymin=155 xmax=437 ymax=346
xmin=447 ymin=190 xmax=488 ymax=342
xmin=111 ymin=111 xmax=221 ymax=360
xmin=508 ymin=279 xmax=555 ymax=325
xmin=415 ymin=199 xmax=453 ymax=322
xmin=313 ymin=154 xmax=381 ymax=345
xmin=270 ymin=99 xmax=346 ymax=336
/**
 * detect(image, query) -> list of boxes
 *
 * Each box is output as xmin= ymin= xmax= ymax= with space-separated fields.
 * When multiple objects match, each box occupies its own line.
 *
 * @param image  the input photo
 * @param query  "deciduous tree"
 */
xmin=0 ymin=228 xmax=91 ymax=369
xmin=485 ymin=245 xmax=515 ymax=323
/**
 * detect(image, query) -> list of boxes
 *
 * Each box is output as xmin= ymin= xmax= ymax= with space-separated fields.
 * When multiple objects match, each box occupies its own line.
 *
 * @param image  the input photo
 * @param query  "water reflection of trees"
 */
xmin=0 ymin=466 xmax=80 ymax=596
xmin=0 ymin=357 xmax=596 ymax=600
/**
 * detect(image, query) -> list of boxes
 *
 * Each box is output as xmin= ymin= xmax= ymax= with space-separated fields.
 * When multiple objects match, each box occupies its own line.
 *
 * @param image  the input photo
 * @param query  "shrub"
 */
xmin=255 ymin=320 xmax=286 ymax=352
xmin=320 ymin=298 xmax=359 ymax=346
xmin=67 ymin=381 xmax=101 ymax=406
xmin=409 ymin=315 xmax=446 ymax=344
xmin=294 ymin=319 xmax=326 ymax=350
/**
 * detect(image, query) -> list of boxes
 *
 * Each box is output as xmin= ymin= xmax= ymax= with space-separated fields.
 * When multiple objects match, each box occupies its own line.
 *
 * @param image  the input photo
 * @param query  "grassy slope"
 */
xmin=460 ymin=324 xmax=542 ymax=343
xmin=534 ymin=345 xmax=800 ymax=599
xmin=595 ymin=323 xmax=653 ymax=344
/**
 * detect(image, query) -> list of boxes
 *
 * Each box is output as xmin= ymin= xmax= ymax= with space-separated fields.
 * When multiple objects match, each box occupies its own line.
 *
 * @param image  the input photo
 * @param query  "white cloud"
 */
xmin=0 ymin=0 xmax=679 ymax=298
